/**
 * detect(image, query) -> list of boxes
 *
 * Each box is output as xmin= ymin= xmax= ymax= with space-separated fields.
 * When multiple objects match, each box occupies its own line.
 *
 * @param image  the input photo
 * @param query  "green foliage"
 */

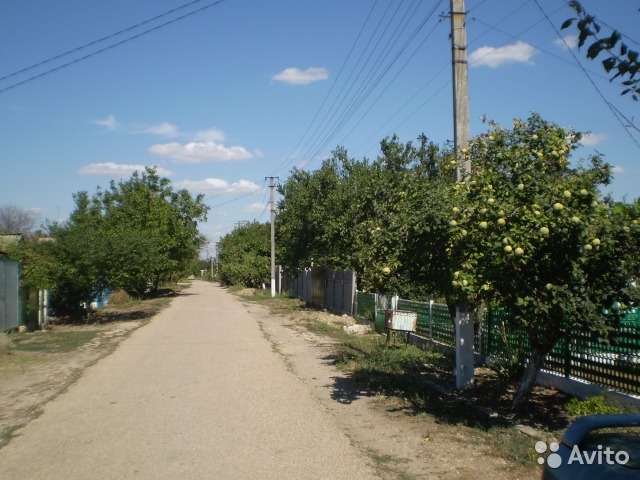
xmin=277 ymin=135 xmax=457 ymax=301
xmin=448 ymin=113 xmax=639 ymax=404
xmin=565 ymin=394 xmax=623 ymax=417
xmin=275 ymin=114 xmax=640 ymax=406
xmin=46 ymin=168 xmax=208 ymax=316
xmin=563 ymin=1 xmax=640 ymax=100
xmin=488 ymin=355 xmax=526 ymax=382
xmin=217 ymin=221 xmax=270 ymax=288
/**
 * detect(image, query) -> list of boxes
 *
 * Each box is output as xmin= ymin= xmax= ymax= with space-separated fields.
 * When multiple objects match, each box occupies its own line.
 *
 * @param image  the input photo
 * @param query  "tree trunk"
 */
xmin=512 ymin=347 xmax=547 ymax=408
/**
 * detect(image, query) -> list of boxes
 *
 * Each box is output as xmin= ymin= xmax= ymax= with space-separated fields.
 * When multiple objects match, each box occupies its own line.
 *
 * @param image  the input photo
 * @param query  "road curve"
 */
xmin=0 ymin=281 xmax=376 ymax=479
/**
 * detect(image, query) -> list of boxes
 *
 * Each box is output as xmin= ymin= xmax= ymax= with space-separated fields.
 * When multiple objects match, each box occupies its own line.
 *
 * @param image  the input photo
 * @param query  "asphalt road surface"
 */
xmin=0 ymin=281 xmax=376 ymax=479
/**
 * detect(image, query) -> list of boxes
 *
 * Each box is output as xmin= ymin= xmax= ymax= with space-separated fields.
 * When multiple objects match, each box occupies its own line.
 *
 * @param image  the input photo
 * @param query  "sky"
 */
xmin=1 ymin=0 xmax=639 ymax=257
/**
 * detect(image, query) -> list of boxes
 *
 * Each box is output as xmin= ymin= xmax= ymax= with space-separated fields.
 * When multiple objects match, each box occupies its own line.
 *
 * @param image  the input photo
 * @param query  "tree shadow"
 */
xmin=322 ymin=352 xmax=573 ymax=432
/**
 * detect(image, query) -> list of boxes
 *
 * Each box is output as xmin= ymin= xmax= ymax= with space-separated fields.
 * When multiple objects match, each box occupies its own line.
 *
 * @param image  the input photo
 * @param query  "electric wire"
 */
xmin=533 ymin=0 xmax=640 ymax=151
xmin=293 ymin=0 xmax=446 ymax=171
xmin=0 ymin=0 xmax=214 ymax=83
xmin=204 ymin=186 xmax=267 ymax=208
xmin=308 ymin=0 xmax=440 ymax=162
xmin=0 ymin=0 xmax=228 ymax=94
xmin=336 ymin=11 xmax=446 ymax=152
xmin=288 ymin=1 xmax=399 ymax=168
xmin=201 ymin=178 xmax=265 ymax=202
xmin=273 ymin=0 xmax=382 ymax=175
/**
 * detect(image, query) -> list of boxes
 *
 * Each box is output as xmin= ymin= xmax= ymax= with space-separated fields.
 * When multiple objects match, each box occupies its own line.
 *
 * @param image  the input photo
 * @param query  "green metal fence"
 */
xmin=354 ymin=291 xmax=376 ymax=323
xmin=356 ymin=291 xmax=640 ymax=395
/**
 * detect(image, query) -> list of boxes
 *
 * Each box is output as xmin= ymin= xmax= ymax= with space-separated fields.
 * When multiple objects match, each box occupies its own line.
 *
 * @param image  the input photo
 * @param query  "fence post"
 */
xmin=374 ymin=293 xmax=378 ymax=323
xmin=455 ymin=304 xmax=475 ymax=390
xmin=564 ymin=331 xmax=571 ymax=378
xmin=429 ymin=300 xmax=434 ymax=342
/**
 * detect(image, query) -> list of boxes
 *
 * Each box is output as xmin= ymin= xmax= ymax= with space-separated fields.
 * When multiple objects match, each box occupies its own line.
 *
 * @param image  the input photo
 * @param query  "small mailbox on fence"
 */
xmin=384 ymin=309 xmax=418 ymax=346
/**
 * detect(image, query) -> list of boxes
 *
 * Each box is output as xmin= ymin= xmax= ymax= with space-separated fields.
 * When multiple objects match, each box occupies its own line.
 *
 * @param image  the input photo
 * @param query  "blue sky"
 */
xmin=1 ymin=0 xmax=639 ymax=256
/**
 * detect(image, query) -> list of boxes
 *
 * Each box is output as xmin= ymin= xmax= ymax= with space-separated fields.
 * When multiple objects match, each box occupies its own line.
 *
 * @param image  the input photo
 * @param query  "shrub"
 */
xmin=107 ymin=289 xmax=133 ymax=306
xmin=565 ymin=394 xmax=622 ymax=417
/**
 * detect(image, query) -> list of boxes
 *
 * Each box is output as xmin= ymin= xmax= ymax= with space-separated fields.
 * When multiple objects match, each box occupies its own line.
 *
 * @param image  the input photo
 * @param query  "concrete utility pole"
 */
xmin=266 ymin=175 xmax=279 ymax=297
xmin=450 ymin=0 xmax=474 ymax=390
xmin=451 ymin=0 xmax=470 ymax=181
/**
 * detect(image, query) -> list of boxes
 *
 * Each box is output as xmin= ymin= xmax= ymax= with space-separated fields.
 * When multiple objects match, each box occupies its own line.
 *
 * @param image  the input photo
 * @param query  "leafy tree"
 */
xmin=448 ymin=114 xmax=639 ymax=405
xmin=47 ymin=168 xmax=208 ymax=316
xmin=2 ymin=234 xmax=58 ymax=290
xmin=48 ymin=191 xmax=106 ymax=316
xmin=217 ymin=221 xmax=271 ymax=288
xmin=562 ymin=1 xmax=640 ymax=100
xmin=0 ymin=204 xmax=38 ymax=234
xmin=277 ymin=136 xmax=457 ymax=302
xmin=96 ymin=168 xmax=208 ymax=296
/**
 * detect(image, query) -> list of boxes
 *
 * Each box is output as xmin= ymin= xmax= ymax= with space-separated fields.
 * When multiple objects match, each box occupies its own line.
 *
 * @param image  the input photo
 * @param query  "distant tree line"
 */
xmin=4 ymin=168 xmax=208 ymax=317
xmin=216 ymin=221 xmax=270 ymax=289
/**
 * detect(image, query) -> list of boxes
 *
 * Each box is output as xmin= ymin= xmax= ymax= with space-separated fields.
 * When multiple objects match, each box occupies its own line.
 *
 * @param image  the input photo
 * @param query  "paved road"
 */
xmin=0 ymin=281 xmax=376 ymax=479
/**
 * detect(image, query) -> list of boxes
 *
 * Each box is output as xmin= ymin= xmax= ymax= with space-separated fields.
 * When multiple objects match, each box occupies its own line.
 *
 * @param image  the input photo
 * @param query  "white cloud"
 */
xmin=192 ymin=128 xmax=225 ymax=142
xmin=469 ymin=41 xmax=537 ymax=68
xmin=272 ymin=67 xmax=329 ymax=85
xmin=245 ymin=202 xmax=268 ymax=213
xmin=137 ymin=122 xmax=181 ymax=137
xmin=91 ymin=114 xmax=119 ymax=130
xmin=149 ymin=141 xmax=254 ymax=163
xmin=581 ymin=133 xmax=609 ymax=146
xmin=175 ymin=178 xmax=262 ymax=195
xmin=78 ymin=162 xmax=173 ymax=177
xmin=611 ymin=165 xmax=625 ymax=174
xmin=554 ymin=35 xmax=578 ymax=51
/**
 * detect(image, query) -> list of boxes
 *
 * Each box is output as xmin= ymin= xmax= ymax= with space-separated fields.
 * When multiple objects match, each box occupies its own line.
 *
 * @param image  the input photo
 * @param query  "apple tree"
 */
xmin=448 ymin=113 xmax=639 ymax=406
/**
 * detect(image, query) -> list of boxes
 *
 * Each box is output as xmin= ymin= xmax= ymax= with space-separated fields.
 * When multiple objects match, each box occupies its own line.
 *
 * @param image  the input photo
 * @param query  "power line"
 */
xmin=0 ymin=0 xmax=228 ymax=94
xmin=205 ymin=187 xmax=267 ymax=208
xmin=289 ymin=0 xmax=446 ymax=172
xmin=273 ymin=0 xmax=382 ymax=175
xmin=308 ymin=0 xmax=445 ymax=164
xmin=201 ymin=178 xmax=265 ymax=202
xmin=0 ymin=0 xmax=215 ymax=83
xmin=533 ymin=0 xmax=640 ymax=151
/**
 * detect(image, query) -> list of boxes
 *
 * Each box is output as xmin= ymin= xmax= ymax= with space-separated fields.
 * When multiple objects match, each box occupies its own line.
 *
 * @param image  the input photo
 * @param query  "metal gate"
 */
xmin=0 ymin=259 xmax=21 ymax=331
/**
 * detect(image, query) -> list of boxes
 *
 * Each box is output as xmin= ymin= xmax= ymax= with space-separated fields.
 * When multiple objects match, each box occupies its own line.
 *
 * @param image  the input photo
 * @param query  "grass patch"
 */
xmin=565 ymin=394 xmax=624 ymax=416
xmin=238 ymin=290 xmax=307 ymax=314
xmin=0 ymin=333 xmax=13 ymax=356
xmin=8 ymin=330 xmax=101 ymax=354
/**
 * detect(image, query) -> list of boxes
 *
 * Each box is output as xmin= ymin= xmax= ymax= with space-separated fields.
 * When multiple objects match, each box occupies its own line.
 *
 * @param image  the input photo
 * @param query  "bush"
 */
xmin=565 ymin=394 xmax=622 ymax=417
xmin=107 ymin=289 xmax=134 ymax=306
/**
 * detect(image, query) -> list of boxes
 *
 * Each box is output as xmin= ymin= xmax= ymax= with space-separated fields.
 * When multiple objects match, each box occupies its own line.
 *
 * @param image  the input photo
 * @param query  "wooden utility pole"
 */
xmin=266 ymin=175 xmax=279 ymax=297
xmin=450 ymin=0 xmax=473 ymax=390
xmin=451 ymin=0 xmax=470 ymax=181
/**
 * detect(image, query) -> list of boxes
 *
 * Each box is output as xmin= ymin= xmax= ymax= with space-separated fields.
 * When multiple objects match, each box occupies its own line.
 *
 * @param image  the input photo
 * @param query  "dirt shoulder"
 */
xmin=238 ymin=291 xmax=546 ymax=480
